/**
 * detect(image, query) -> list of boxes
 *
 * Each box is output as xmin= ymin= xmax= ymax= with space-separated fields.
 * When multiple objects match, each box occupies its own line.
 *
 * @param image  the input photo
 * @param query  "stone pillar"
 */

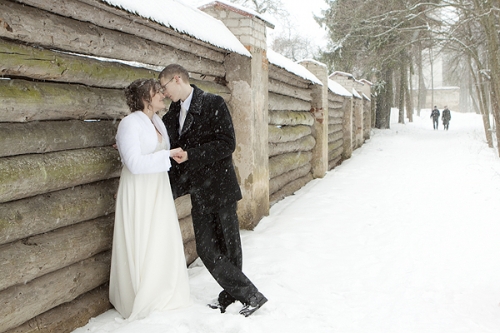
xmin=298 ymin=60 xmax=328 ymax=178
xmin=342 ymin=97 xmax=353 ymax=160
xmin=200 ymin=3 xmax=271 ymax=229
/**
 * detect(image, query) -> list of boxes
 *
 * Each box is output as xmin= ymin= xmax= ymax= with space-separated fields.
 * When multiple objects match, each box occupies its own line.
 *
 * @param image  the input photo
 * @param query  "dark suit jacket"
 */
xmin=163 ymin=85 xmax=242 ymax=213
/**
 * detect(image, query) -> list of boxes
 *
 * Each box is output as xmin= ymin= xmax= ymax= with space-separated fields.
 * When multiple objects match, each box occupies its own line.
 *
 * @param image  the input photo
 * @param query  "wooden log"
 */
xmin=0 ymin=120 xmax=118 ymax=157
xmin=328 ymin=100 xmax=345 ymax=109
xmin=3 ymin=285 xmax=111 ymax=333
xmin=0 ymin=1 xmax=225 ymax=77
xmin=328 ymin=131 xmax=343 ymax=143
xmin=329 ymin=109 xmax=344 ymax=119
xmin=179 ymin=215 xmax=195 ymax=244
xmin=328 ymin=94 xmax=346 ymax=104
xmin=0 ymin=40 xmax=231 ymax=98
xmin=268 ymin=110 xmax=314 ymax=126
xmin=268 ymin=125 xmax=312 ymax=144
xmin=184 ymin=238 xmax=198 ymax=266
xmin=268 ymin=78 xmax=311 ymax=102
xmin=0 ymin=216 xmax=113 ymax=292
xmin=0 ymin=179 xmax=118 ymax=246
xmin=0 ymin=39 xmax=230 ymax=96
xmin=15 ymin=0 xmax=226 ymax=64
xmin=0 ymin=147 xmax=121 ymax=204
xmin=269 ymin=64 xmax=311 ymax=89
xmin=0 ymin=79 xmax=127 ymax=122
xmin=0 ymin=38 xmax=158 ymax=88
xmin=328 ymin=123 xmax=343 ymax=135
xmin=328 ymin=139 xmax=344 ymax=153
xmin=329 ymin=116 xmax=343 ymax=126
xmin=328 ymin=154 xmax=343 ymax=170
xmin=269 ymin=151 xmax=312 ymax=179
xmin=269 ymin=163 xmax=311 ymax=195
xmin=328 ymin=123 xmax=344 ymax=134
xmin=269 ymin=135 xmax=315 ymax=157
xmin=0 ymin=251 xmax=111 ymax=333
xmin=329 ymin=145 xmax=343 ymax=160
xmin=174 ymin=194 xmax=192 ymax=221
xmin=270 ymin=173 xmax=313 ymax=206
xmin=269 ymin=92 xmax=311 ymax=112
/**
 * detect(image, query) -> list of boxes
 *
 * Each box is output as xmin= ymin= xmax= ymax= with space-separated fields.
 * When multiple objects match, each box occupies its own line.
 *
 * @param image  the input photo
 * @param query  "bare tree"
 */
xmin=270 ymin=17 xmax=316 ymax=61
xmin=316 ymin=0 xmax=442 ymax=128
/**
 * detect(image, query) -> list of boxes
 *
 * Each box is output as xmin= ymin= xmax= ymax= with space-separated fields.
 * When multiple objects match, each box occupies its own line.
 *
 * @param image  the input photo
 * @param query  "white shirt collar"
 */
xmin=180 ymin=87 xmax=194 ymax=111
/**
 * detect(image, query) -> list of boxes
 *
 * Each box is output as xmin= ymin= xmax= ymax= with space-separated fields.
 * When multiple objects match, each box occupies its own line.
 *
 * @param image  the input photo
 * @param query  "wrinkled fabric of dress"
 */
xmin=109 ymin=138 xmax=190 ymax=320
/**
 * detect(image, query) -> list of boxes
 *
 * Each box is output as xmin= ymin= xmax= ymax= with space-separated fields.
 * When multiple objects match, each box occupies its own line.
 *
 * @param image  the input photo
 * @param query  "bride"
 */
xmin=109 ymin=78 xmax=190 ymax=320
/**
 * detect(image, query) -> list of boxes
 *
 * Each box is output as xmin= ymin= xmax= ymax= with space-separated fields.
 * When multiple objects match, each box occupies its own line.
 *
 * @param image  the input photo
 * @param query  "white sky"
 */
xmin=74 ymin=110 xmax=500 ymax=332
xmin=187 ymin=0 xmax=329 ymax=48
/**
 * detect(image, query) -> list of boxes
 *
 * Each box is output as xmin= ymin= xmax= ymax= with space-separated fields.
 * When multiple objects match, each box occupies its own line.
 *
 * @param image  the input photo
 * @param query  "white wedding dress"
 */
xmin=109 ymin=138 xmax=190 ymax=320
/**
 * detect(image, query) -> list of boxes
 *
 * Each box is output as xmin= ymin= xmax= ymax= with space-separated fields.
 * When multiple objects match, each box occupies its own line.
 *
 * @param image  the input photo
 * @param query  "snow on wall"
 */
xmin=101 ymin=0 xmax=251 ymax=57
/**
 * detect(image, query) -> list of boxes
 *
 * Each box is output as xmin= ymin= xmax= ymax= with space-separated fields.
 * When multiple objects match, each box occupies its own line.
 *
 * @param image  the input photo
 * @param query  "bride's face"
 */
xmin=149 ymin=89 xmax=165 ymax=113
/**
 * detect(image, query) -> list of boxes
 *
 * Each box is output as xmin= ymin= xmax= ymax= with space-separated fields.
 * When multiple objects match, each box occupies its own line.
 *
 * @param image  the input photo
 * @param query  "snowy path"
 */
xmin=75 ymin=111 xmax=500 ymax=333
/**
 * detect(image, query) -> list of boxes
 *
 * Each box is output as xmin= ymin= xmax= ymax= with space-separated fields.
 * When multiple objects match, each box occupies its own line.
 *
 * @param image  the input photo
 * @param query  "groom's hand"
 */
xmin=170 ymin=147 xmax=184 ymax=158
xmin=172 ymin=150 xmax=188 ymax=164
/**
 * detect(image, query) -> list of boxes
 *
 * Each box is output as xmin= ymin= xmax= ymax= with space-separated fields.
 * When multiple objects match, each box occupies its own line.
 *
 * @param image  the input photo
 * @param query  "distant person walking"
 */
xmin=442 ymin=106 xmax=451 ymax=130
xmin=430 ymin=106 xmax=440 ymax=130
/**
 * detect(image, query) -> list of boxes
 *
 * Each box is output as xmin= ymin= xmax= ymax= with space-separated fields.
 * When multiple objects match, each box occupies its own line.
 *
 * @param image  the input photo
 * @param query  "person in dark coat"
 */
xmin=159 ymin=64 xmax=267 ymax=317
xmin=442 ymin=106 xmax=451 ymax=130
xmin=430 ymin=106 xmax=440 ymax=130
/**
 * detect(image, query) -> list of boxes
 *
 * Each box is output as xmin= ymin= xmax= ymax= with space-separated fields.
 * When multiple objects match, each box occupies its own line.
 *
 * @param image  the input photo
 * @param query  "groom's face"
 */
xmin=159 ymin=76 xmax=180 ymax=103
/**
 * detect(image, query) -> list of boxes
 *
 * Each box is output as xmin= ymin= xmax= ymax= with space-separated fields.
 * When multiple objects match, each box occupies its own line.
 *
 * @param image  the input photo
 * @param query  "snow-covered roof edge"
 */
xmin=100 ymin=0 xmax=251 ymax=57
xmin=267 ymin=50 xmax=323 ymax=86
xmin=329 ymin=71 xmax=354 ymax=79
xmin=352 ymin=88 xmax=362 ymax=99
xmin=362 ymin=93 xmax=371 ymax=101
xmin=199 ymin=0 xmax=276 ymax=28
xmin=328 ymin=79 xmax=352 ymax=97
xmin=297 ymin=59 xmax=327 ymax=68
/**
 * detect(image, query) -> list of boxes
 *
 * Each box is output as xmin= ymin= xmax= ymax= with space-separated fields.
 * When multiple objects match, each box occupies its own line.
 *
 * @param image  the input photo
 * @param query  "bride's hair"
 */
xmin=124 ymin=78 xmax=160 ymax=112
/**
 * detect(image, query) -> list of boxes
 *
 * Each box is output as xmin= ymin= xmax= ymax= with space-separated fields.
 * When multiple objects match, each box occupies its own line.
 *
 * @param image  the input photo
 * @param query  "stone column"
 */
xmin=298 ymin=60 xmax=328 ymax=178
xmin=342 ymin=97 xmax=353 ymax=160
xmin=201 ymin=3 xmax=271 ymax=229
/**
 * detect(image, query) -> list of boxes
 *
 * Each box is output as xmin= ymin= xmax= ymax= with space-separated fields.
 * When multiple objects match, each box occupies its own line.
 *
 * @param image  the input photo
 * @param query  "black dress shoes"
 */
xmin=239 ymin=292 xmax=268 ymax=317
xmin=207 ymin=297 xmax=235 ymax=313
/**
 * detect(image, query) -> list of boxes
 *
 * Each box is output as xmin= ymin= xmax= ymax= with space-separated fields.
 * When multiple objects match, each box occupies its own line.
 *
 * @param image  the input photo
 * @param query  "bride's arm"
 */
xmin=116 ymin=115 xmax=171 ymax=174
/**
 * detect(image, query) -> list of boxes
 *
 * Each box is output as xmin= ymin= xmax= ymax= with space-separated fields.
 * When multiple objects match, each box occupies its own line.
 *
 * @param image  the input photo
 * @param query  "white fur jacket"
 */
xmin=116 ymin=111 xmax=171 ymax=174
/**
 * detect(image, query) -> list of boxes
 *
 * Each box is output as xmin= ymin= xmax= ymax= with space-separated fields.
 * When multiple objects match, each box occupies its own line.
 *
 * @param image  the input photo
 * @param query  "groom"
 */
xmin=159 ymin=64 xmax=267 ymax=317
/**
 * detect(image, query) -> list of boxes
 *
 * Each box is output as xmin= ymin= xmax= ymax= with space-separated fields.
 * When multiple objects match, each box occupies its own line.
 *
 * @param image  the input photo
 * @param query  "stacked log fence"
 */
xmin=327 ymin=91 xmax=346 ymax=170
xmin=267 ymin=64 xmax=316 ymax=205
xmin=0 ymin=0 xmax=370 ymax=331
xmin=0 ymin=0 xmax=230 ymax=331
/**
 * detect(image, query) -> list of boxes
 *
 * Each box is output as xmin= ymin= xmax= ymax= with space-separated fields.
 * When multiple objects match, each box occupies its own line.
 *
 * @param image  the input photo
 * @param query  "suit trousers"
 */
xmin=191 ymin=202 xmax=258 ymax=304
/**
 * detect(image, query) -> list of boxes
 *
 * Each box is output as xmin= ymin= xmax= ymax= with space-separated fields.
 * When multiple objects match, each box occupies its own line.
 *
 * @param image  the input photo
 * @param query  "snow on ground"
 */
xmin=74 ymin=109 xmax=500 ymax=333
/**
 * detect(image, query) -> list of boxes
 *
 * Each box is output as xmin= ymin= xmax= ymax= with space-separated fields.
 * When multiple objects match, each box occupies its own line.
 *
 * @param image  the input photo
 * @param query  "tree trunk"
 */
xmin=398 ymin=56 xmax=405 ymax=124
xmin=468 ymin=57 xmax=493 ymax=148
xmin=375 ymin=66 xmax=393 ymax=129
xmin=478 ymin=0 xmax=500 ymax=156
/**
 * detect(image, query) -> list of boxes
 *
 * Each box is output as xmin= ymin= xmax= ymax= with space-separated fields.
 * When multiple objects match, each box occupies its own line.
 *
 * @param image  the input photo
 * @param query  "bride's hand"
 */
xmin=170 ymin=147 xmax=184 ymax=158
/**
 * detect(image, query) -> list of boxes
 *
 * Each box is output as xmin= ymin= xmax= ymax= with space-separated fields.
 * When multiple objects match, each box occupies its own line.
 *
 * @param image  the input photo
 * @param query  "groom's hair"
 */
xmin=159 ymin=64 xmax=190 ymax=83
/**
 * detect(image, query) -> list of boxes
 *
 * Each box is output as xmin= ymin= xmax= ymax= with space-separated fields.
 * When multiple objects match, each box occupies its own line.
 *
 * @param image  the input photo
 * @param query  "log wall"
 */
xmin=328 ymin=92 xmax=346 ymax=170
xmin=0 ymin=0 xmax=370 ymax=331
xmin=0 ymin=0 xmax=226 ymax=332
xmin=268 ymin=63 xmax=316 ymax=205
